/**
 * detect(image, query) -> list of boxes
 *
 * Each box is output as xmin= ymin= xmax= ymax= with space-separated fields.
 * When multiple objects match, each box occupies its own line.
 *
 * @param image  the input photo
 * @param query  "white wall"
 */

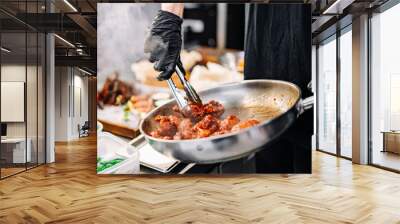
xmin=54 ymin=67 xmax=89 ymax=141
xmin=1 ymin=64 xmax=46 ymax=164
xmin=0 ymin=65 xmax=41 ymax=138
xmin=1 ymin=65 xmax=26 ymax=139
xmin=71 ymin=73 xmax=89 ymax=138
xmin=55 ymin=66 xmax=69 ymax=141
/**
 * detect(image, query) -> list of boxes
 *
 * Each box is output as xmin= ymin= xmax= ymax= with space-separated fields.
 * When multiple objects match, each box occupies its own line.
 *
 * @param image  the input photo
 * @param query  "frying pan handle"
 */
xmin=300 ymin=96 xmax=314 ymax=114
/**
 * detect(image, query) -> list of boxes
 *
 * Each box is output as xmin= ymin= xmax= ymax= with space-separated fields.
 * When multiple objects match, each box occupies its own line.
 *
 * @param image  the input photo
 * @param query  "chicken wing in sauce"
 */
xmin=175 ymin=118 xmax=195 ymax=140
xmin=193 ymin=115 xmax=220 ymax=138
xmin=150 ymin=100 xmax=260 ymax=140
xmin=150 ymin=115 xmax=180 ymax=140
xmin=173 ymin=100 xmax=225 ymax=121
xmin=220 ymin=115 xmax=240 ymax=131
xmin=231 ymin=119 xmax=260 ymax=132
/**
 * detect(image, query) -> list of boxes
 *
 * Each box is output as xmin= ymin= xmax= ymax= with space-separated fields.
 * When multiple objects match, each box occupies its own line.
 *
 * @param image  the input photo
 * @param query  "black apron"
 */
xmin=244 ymin=4 xmax=313 ymax=173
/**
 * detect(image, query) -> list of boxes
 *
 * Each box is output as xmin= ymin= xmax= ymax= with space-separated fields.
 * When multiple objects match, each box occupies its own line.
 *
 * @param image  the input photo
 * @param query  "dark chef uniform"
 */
xmin=244 ymin=4 xmax=313 ymax=173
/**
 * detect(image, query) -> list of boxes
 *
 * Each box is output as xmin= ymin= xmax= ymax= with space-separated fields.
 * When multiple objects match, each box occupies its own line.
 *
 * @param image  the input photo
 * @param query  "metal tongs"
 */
xmin=166 ymin=63 xmax=202 ymax=114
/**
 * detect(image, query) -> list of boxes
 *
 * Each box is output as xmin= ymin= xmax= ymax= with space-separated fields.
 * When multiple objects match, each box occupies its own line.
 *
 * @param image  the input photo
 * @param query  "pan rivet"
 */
xmin=197 ymin=146 xmax=203 ymax=151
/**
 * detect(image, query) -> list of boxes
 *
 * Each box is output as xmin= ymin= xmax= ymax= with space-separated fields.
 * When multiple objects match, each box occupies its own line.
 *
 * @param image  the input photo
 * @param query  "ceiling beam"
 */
xmin=322 ymin=0 xmax=356 ymax=14
xmin=67 ymin=13 xmax=97 ymax=39
xmin=55 ymin=55 xmax=96 ymax=71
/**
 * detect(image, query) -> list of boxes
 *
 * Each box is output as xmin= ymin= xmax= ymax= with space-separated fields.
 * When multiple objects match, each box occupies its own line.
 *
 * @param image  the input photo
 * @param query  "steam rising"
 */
xmin=97 ymin=3 xmax=160 ymax=86
xmin=144 ymin=35 xmax=167 ymax=63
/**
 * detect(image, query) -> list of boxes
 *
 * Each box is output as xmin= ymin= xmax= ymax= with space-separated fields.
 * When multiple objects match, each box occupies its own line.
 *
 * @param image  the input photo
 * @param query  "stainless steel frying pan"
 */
xmin=139 ymin=80 xmax=313 ymax=164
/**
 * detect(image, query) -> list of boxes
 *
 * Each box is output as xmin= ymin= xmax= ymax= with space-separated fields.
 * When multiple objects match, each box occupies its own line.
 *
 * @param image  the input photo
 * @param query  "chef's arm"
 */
xmin=144 ymin=3 xmax=184 ymax=80
xmin=162 ymin=3 xmax=184 ymax=18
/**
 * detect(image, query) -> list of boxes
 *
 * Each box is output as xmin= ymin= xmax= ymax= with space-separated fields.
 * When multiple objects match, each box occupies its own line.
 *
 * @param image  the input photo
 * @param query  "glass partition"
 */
xmin=38 ymin=32 xmax=45 ymax=165
xmin=339 ymin=27 xmax=352 ymax=158
xmin=317 ymin=35 xmax=337 ymax=154
xmin=27 ymin=0 xmax=38 ymax=170
xmin=0 ymin=31 xmax=28 ymax=177
xmin=0 ymin=2 xmax=46 ymax=179
xmin=27 ymin=30 xmax=38 ymax=169
xmin=370 ymin=3 xmax=400 ymax=171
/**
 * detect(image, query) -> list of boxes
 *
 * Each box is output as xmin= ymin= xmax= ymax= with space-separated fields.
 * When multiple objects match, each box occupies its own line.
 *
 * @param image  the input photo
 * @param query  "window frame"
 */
xmin=367 ymin=0 xmax=400 ymax=173
xmin=315 ymin=23 xmax=353 ymax=161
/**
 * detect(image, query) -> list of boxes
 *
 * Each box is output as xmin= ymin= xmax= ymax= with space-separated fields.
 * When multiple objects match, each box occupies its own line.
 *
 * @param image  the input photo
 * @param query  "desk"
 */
xmin=382 ymin=131 xmax=400 ymax=154
xmin=1 ymin=138 xmax=31 ymax=163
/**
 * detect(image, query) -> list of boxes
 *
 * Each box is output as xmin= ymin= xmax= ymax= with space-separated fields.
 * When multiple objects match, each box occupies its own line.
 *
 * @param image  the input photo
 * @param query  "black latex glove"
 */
xmin=144 ymin=10 xmax=183 ymax=81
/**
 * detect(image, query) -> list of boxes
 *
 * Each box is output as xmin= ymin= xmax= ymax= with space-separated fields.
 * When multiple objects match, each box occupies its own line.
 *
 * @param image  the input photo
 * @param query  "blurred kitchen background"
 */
xmin=97 ymin=3 xmax=245 ymax=87
xmin=1 ymin=0 xmax=400 ymax=176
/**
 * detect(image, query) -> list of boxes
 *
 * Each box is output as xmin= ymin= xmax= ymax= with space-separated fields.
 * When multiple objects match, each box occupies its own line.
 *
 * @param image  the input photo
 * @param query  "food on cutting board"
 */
xmin=97 ymin=74 xmax=171 ymax=138
xmin=126 ymin=92 xmax=171 ymax=114
xmin=132 ymin=50 xmax=202 ymax=88
xmin=98 ymin=92 xmax=166 ymax=133
xmin=97 ymin=73 xmax=135 ymax=106
xmin=98 ymin=74 xmax=171 ymax=122
xmin=128 ymin=95 xmax=153 ymax=113
xmin=149 ymin=100 xmax=260 ymax=140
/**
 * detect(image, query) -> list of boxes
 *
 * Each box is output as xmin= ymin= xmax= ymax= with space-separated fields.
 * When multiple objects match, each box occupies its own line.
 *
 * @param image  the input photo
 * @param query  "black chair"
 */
xmin=78 ymin=121 xmax=90 ymax=138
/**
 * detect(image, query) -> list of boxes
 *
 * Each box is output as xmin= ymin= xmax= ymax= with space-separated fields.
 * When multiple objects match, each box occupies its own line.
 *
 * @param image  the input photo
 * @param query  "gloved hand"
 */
xmin=144 ymin=10 xmax=183 ymax=81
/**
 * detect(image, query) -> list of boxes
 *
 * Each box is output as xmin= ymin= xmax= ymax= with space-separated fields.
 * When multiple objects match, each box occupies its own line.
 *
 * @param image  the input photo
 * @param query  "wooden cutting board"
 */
xmin=98 ymin=119 xmax=140 ymax=139
xmin=97 ymin=105 xmax=142 ymax=139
